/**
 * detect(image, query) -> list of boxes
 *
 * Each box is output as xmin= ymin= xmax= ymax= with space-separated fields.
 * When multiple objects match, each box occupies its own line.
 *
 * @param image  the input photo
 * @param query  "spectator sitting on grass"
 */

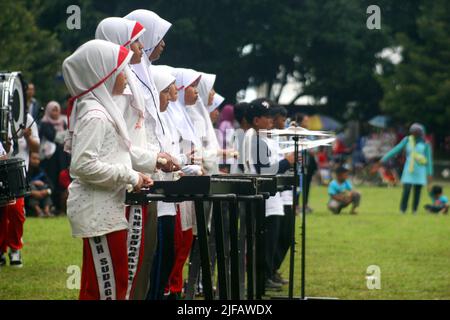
xmin=425 ymin=185 xmax=448 ymax=214
xmin=27 ymin=152 xmax=53 ymax=217
xmin=328 ymin=166 xmax=361 ymax=215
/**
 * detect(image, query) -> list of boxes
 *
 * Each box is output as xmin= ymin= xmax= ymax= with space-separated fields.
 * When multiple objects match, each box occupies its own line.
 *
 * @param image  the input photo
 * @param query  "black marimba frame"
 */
xmin=127 ymin=173 xmax=295 ymax=301
xmin=134 ymin=190 xmax=269 ymax=301
xmin=140 ymin=193 xmax=237 ymax=300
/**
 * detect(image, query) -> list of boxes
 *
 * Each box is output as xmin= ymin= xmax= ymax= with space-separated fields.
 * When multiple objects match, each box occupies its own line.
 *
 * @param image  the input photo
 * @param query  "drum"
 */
xmin=0 ymin=72 xmax=26 ymax=145
xmin=0 ymin=158 xmax=30 ymax=206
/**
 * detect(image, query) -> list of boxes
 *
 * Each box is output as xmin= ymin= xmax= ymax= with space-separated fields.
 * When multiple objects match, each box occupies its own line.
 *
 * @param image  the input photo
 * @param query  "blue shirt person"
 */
xmin=380 ymin=123 xmax=433 ymax=213
xmin=425 ymin=185 xmax=449 ymax=214
xmin=327 ymin=167 xmax=361 ymax=215
xmin=381 ymin=135 xmax=433 ymax=186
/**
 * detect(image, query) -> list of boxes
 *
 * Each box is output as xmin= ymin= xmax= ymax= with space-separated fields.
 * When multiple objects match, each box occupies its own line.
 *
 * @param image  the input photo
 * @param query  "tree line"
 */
xmin=0 ymin=0 xmax=448 ymax=141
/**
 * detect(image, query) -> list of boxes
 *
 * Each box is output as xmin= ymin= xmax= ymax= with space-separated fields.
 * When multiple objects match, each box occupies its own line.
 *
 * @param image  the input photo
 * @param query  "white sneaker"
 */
xmin=9 ymin=250 xmax=23 ymax=268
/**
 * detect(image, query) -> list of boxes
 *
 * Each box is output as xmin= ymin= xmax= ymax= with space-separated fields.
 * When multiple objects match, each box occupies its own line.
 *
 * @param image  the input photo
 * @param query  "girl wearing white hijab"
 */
xmin=124 ymin=10 xmax=172 ymax=159
xmin=173 ymin=68 xmax=221 ymax=299
xmin=148 ymin=66 xmax=203 ymax=297
xmin=145 ymin=68 xmax=180 ymax=300
xmin=94 ymin=17 xmax=176 ymax=301
xmin=95 ymin=17 xmax=147 ymax=146
xmin=209 ymin=93 xmax=225 ymax=129
xmin=193 ymin=72 xmax=237 ymax=171
xmin=209 ymin=93 xmax=225 ymax=113
xmin=166 ymin=67 xmax=202 ymax=153
xmin=62 ymin=40 xmax=153 ymax=300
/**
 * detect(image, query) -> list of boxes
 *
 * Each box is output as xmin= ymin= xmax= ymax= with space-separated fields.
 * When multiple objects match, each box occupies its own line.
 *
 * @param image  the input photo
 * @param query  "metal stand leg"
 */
xmin=300 ymin=149 xmax=306 ymax=300
xmin=288 ymin=136 xmax=299 ymax=298
xmin=255 ymin=198 xmax=266 ymax=299
xmin=229 ymin=200 xmax=240 ymax=299
xmin=246 ymin=201 xmax=255 ymax=300
xmin=238 ymin=203 xmax=247 ymax=299
xmin=194 ymin=200 xmax=214 ymax=300
xmin=212 ymin=200 xmax=228 ymax=299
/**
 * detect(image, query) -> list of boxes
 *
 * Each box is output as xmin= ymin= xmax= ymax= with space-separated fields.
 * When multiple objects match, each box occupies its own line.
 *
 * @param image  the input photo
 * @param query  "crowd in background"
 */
xmin=24 ymin=83 xmax=71 ymax=217
xmin=26 ymin=84 xmax=447 ymax=217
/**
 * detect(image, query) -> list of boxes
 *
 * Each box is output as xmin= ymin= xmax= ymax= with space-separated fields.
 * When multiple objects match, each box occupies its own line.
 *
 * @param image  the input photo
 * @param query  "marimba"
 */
xmin=126 ymin=174 xmax=296 ymax=300
xmin=126 ymin=175 xmax=258 ymax=300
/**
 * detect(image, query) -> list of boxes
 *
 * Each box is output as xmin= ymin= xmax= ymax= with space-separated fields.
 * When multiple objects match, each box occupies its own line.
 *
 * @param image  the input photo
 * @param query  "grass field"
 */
xmin=1 ymin=183 xmax=450 ymax=300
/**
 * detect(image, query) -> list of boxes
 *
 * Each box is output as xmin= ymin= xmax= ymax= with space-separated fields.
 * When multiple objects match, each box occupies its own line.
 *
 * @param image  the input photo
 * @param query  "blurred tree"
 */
xmin=10 ymin=0 xmax=447 ymax=135
xmin=0 ymin=0 xmax=66 ymax=106
xmin=18 ymin=0 xmax=403 ymax=120
xmin=379 ymin=0 xmax=450 ymax=139
xmin=291 ymin=0 xmax=389 ymax=120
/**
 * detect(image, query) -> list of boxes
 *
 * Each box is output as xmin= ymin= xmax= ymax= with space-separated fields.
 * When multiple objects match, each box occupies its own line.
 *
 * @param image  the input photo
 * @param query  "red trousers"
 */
xmin=166 ymin=205 xmax=193 ymax=294
xmin=79 ymin=229 xmax=128 ymax=300
xmin=0 ymin=197 xmax=25 ymax=253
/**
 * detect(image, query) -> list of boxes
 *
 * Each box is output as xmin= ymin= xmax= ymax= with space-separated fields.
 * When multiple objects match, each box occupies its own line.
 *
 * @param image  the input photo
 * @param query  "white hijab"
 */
xmin=62 ymin=40 xmax=133 ymax=152
xmin=152 ymin=68 xmax=176 ymax=93
xmin=95 ymin=17 xmax=146 ymax=130
xmin=189 ymin=71 xmax=220 ymax=151
xmin=95 ymin=17 xmax=145 ymax=48
xmin=166 ymin=68 xmax=202 ymax=147
xmin=198 ymin=72 xmax=216 ymax=107
xmin=152 ymin=68 xmax=177 ymax=155
xmin=124 ymin=9 xmax=171 ymax=54
xmin=209 ymin=93 xmax=225 ymax=113
xmin=124 ymin=10 xmax=171 ymax=136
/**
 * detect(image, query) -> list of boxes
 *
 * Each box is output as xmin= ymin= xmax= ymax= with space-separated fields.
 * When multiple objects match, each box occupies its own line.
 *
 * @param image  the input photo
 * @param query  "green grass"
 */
xmin=1 ymin=183 xmax=450 ymax=300
xmin=278 ymin=183 xmax=450 ymax=300
xmin=0 ymin=218 xmax=82 ymax=300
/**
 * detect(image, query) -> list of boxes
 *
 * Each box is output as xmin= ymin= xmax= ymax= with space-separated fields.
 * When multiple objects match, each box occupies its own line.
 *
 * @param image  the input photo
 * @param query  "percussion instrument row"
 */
xmin=126 ymin=174 xmax=296 ymax=300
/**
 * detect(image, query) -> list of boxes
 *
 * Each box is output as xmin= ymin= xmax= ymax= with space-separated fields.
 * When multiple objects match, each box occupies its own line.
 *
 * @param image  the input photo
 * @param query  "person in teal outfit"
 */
xmin=380 ymin=123 xmax=433 ymax=214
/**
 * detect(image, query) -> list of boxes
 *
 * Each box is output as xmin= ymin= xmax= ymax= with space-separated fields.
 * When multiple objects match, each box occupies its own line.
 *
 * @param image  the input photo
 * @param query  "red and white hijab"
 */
xmin=95 ymin=17 xmax=147 ymax=132
xmin=62 ymin=39 xmax=133 ymax=152
xmin=124 ymin=10 xmax=172 ymax=131
xmin=95 ymin=17 xmax=145 ymax=49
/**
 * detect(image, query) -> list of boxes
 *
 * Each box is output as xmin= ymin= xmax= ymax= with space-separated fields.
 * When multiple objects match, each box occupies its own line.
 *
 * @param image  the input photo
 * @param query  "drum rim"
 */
xmin=0 ymin=72 xmax=26 ymax=141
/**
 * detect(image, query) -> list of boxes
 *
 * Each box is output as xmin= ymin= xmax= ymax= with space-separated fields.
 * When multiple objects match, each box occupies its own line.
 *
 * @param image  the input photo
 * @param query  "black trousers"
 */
xmin=273 ymin=205 xmax=293 ymax=271
xmin=265 ymin=215 xmax=281 ymax=280
xmin=185 ymin=202 xmax=215 ymax=299
xmin=147 ymin=215 xmax=175 ymax=300
xmin=304 ymin=156 xmax=317 ymax=207
xmin=400 ymin=184 xmax=423 ymax=213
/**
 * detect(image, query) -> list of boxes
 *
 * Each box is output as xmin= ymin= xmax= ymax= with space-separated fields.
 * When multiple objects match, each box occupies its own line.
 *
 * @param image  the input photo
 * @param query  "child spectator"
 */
xmin=328 ymin=166 xmax=361 ymax=214
xmin=425 ymin=186 xmax=449 ymax=214
xmin=317 ymin=146 xmax=331 ymax=185
xmin=27 ymin=152 xmax=53 ymax=217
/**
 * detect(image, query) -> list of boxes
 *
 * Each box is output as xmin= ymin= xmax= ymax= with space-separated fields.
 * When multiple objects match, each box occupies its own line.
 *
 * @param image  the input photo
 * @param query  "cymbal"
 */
xmin=279 ymin=137 xmax=336 ymax=153
xmin=259 ymin=126 xmax=334 ymax=137
xmin=278 ymin=137 xmax=335 ymax=145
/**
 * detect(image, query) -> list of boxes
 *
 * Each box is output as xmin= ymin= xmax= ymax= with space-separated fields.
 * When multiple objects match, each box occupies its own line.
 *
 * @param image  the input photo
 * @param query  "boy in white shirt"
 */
xmin=243 ymin=99 xmax=294 ymax=290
